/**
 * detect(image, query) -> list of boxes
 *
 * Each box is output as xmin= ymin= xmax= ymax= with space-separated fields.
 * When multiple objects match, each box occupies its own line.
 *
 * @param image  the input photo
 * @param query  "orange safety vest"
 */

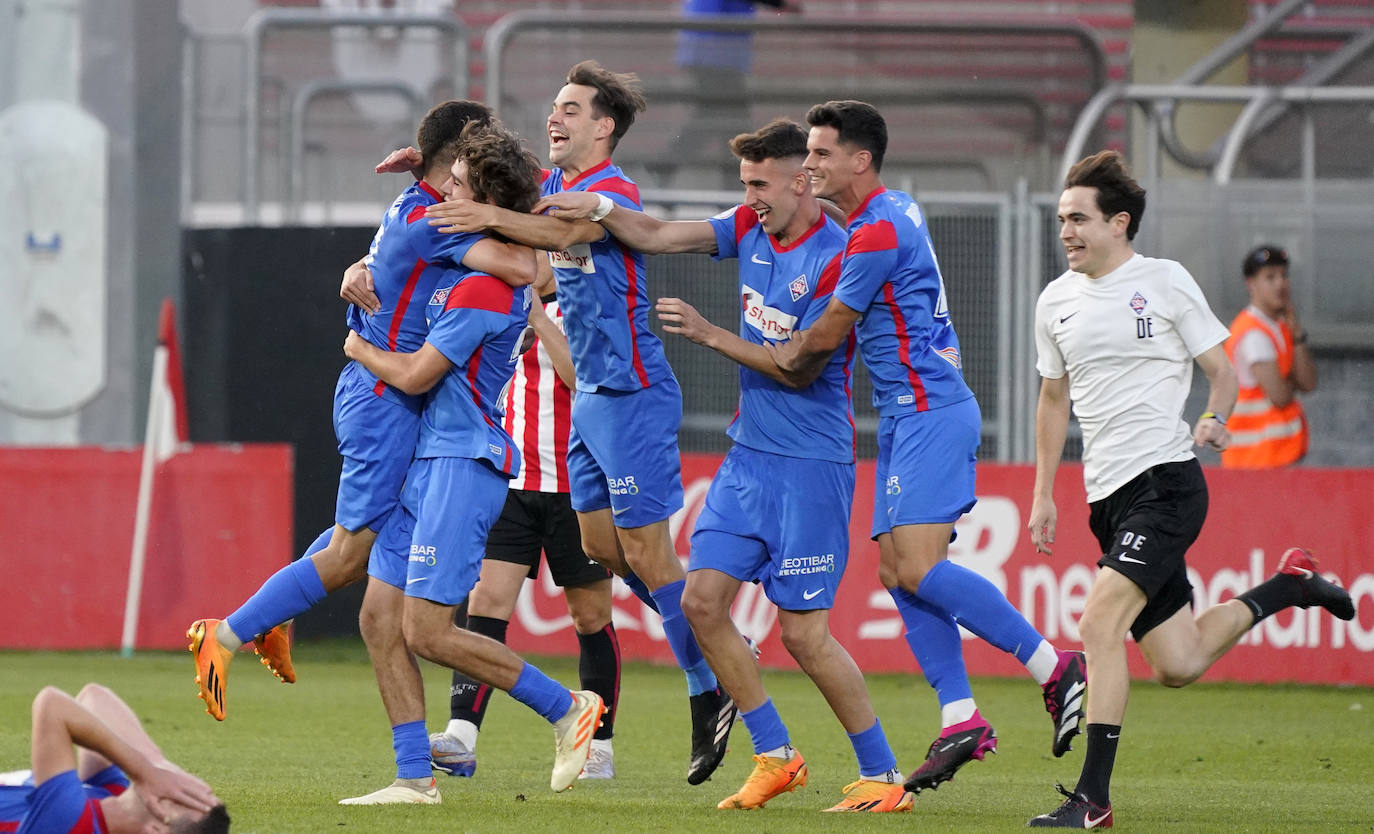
xmin=1221 ymin=309 xmax=1308 ymax=468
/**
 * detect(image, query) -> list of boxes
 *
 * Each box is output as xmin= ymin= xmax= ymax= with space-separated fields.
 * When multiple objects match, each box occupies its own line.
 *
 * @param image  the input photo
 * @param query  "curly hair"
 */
xmin=565 ymin=60 xmax=647 ymax=150
xmin=1064 ymin=150 xmax=1147 ymax=241
xmin=728 ymin=119 xmax=808 ymax=163
xmin=444 ymin=122 xmax=542 ymax=214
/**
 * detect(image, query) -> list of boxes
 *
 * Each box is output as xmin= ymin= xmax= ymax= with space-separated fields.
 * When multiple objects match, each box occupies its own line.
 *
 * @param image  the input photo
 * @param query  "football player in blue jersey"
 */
xmin=1 ymin=684 xmax=224 ymax=833
xmin=424 ymin=61 xmax=737 ymax=786
xmin=340 ymin=124 xmax=604 ymax=804
xmin=536 ymin=118 xmax=912 ymax=813
xmin=186 ymin=102 xmax=538 ymax=723
xmin=771 ymin=100 xmax=1087 ymax=795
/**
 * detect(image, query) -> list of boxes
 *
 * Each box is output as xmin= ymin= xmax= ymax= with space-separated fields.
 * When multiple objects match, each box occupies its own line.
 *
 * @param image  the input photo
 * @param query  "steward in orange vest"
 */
xmin=1221 ymin=246 xmax=1316 ymax=468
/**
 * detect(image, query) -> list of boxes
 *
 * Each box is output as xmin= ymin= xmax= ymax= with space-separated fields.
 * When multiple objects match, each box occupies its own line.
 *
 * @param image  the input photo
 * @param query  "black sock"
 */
xmin=449 ymin=615 xmax=509 ymax=726
xmin=1235 ymin=573 xmax=1305 ymax=624
xmin=1074 ymin=723 xmax=1121 ymax=807
xmin=577 ymin=623 xmax=621 ymax=740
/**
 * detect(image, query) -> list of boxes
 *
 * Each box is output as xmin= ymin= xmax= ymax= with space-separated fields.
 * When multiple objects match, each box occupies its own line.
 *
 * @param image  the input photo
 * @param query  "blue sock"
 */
xmin=916 ymin=561 xmax=1045 ymax=664
xmin=650 ymin=579 xmax=717 ymax=696
xmin=391 ymin=720 xmax=431 ymax=780
xmin=739 ymin=699 xmax=790 ymax=754
xmin=509 ymin=662 xmax=573 ymax=723
xmin=848 ymin=719 xmax=898 ymax=778
xmin=890 ymin=587 xmax=973 ymax=706
xmin=622 ymin=572 xmax=660 ymax=614
xmin=225 ymin=527 xmax=331 ymax=644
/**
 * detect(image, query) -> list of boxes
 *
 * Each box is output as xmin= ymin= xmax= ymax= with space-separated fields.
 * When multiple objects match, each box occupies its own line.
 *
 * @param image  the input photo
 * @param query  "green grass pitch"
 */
xmin=1 ymin=642 xmax=1369 ymax=832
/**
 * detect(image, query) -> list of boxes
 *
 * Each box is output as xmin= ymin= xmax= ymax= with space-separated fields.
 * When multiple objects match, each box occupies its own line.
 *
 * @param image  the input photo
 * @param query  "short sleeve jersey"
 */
xmin=349 ymin=180 xmax=481 ymax=407
xmin=707 ymin=205 xmax=857 ymax=463
xmin=541 ymin=162 xmax=673 ymax=393
xmin=831 ymin=188 xmax=973 ymax=416
xmin=417 ymin=271 xmax=531 ymax=478
xmin=0 ymin=767 xmax=128 ymax=833
xmin=1034 ymin=253 xmax=1230 ymax=501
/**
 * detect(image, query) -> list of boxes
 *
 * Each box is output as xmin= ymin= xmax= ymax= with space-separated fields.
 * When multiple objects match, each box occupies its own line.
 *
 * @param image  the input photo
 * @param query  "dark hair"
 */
xmin=1064 ymin=150 xmax=1147 ymax=240
xmin=729 ymin=119 xmax=808 ymax=163
xmin=1242 ymin=244 xmax=1289 ymax=277
xmin=174 ymin=803 xmax=230 ymax=834
xmin=417 ymin=100 xmax=494 ymax=168
xmin=447 ymin=122 xmax=542 ymax=214
xmin=805 ymin=100 xmax=887 ymax=172
xmin=565 ymin=60 xmax=647 ymax=150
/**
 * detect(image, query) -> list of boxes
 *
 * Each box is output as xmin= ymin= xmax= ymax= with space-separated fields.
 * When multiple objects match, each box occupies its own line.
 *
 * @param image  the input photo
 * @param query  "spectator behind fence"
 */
xmin=1221 ymin=245 xmax=1317 ymax=468
xmin=670 ymin=0 xmax=800 ymax=178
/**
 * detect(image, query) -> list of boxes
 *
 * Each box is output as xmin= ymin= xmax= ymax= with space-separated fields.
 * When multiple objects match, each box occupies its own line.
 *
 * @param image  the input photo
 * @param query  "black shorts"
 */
xmin=485 ymin=489 xmax=610 ymax=587
xmin=1089 ymin=459 xmax=1208 ymax=641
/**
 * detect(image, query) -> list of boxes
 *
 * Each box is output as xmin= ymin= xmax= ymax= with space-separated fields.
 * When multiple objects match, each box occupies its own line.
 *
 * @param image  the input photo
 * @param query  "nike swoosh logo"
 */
xmin=802 ymin=588 xmax=823 ymax=601
xmin=1116 ymin=553 xmax=1147 ymax=565
xmin=1106 ymin=732 xmax=1120 ymax=739
xmin=751 ymin=253 xmax=771 ymax=265
xmin=1059 ymin=312 xmax=1079 ymax=323
xmin=612 ymin=506 xmax=631 ymax=516
xmin=1084 ymin=808 xmax=1111 ymax=827
xmin=406 ymin=577 xmax=428 ymax=585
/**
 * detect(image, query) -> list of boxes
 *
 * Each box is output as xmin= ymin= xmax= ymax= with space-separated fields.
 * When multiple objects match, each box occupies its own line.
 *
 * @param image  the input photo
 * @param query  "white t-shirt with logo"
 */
xmin=1034 ymin=253 xmax=1230 ymax=502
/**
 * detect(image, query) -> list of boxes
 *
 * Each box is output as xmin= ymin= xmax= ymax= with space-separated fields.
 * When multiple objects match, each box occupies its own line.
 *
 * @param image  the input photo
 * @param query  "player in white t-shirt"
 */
xmin=1024 ymin=151 xmax=1355 ymax=829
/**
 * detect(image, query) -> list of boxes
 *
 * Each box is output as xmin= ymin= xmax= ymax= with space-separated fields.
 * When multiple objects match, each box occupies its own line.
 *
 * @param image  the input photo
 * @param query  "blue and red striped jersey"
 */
xmin=1 ymin=769 xmax=123 ymax=833
xmin=832 ymin=188 xmax=973 ymax=415
xmin=416 ymin=270 xmax=529 ymax=478
xmin=707 ymin=205 xmax=857 ymax=463
xmin=349 ymin=180 xmax=481 ymax=407
xmin=541 ymin=161 xmax=674 ymax=393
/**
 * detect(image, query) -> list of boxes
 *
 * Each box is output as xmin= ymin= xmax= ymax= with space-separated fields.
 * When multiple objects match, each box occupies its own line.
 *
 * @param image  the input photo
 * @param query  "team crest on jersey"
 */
xmin=1129 ymin=291 xmax=1147 ymax=314
xmin=935 ymin=346 xmax=961 ymax=369
xmin=788 ymin=273 xmax=809 ymax=301
xmin=429 ymin=287 xmax=451 ymax=306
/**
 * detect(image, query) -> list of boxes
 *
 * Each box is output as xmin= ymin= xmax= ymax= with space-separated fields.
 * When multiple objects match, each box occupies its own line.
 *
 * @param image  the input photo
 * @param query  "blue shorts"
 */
xmin=871 ymin=397 xmax=980 ymax=539
xmin=367 ymin=456 xmax=510 ymax=606
xmin=689 ymin=445 xmax=854 ymax=611
xmin=333 ymin=362 xmax=421 ymax=532
xmin=567 ymin=377 xmax=684 ymax=528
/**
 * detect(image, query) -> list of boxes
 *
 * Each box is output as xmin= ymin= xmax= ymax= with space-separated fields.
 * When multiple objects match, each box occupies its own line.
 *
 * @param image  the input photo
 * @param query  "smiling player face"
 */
xmin=739 ymin=156 xmax=809 ymax=243
xmin=547 ymin=83 xmax=611 ymax=174
xmin=1056 ymin=185 xmax=1132 ymax=279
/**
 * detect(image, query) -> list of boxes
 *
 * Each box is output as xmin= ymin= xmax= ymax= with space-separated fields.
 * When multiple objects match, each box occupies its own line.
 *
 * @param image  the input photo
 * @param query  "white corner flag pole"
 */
xmin=121 ymin=343 xmax=170 ymax=657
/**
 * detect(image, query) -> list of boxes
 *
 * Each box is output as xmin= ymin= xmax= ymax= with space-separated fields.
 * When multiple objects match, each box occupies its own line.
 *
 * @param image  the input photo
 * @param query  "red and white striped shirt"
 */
xmin=502 ymin=297 xmax=572 ymax=493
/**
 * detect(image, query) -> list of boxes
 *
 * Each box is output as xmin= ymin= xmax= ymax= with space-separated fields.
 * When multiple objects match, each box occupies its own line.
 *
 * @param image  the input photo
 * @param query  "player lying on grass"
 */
xmin=1 ymin=683 xmax=226 ymax=833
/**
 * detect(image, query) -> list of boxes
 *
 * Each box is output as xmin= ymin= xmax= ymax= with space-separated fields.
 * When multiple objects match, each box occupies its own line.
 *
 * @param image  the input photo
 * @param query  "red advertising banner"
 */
xmin=0 ymin=445 xmax=294 ymax=651
xmin=506 ymin=454 xmax=1374 ymax=686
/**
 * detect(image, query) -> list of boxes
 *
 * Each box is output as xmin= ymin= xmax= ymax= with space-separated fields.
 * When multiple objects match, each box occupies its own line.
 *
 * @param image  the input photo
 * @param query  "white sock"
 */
xmin=1026 ymin=640 xmax=1059 ymax=685
xmin=215 ymin=620 xmax=243 ymax=654
xmin=590 ymin=738 xmax=613 ymax=755
xmin=445 ymin=719 xmax=479 ymax=751
xmin=861 ymin=767 xmax=903 ymax=784
xmin=940 ymin=698 xmax=977 ymax=729
xmin=760 ymin=744 xmax=794 ymax=760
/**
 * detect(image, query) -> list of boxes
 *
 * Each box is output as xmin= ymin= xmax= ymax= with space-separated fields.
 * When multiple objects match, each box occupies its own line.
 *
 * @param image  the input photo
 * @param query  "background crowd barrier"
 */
xmin=505 ymin=455 xmax=1374 ymax=687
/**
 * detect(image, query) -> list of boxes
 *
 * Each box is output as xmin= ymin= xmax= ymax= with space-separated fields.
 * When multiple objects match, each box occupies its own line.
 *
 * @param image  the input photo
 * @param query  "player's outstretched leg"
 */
xmin=1028 ymin=783 xmax=1114 ymax=828
xmin=1042 ymin=649 xmax=1087 ymax=757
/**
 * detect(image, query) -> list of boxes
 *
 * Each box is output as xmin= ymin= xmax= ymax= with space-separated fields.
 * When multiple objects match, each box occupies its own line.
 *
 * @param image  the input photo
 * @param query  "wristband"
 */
xmin=588 ymin=193 xmax=614 ymax=222
xmin=1200 ymin=411 xmax=1227 ymax=426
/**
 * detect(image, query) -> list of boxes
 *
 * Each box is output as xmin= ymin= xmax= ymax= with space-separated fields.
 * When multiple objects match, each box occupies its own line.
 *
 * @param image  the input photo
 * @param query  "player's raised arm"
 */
xmin=344 ymin=330 xmax=451 ymax=396
xmin=427 ymin=199 xmax=606 ymax=252
xmin=534 ymin=191 xmax=717 ymax=255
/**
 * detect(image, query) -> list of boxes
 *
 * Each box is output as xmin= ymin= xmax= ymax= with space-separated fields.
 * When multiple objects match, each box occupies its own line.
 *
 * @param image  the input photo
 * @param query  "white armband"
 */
xmin=588 ymin=192 xmax=615 ymax=222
